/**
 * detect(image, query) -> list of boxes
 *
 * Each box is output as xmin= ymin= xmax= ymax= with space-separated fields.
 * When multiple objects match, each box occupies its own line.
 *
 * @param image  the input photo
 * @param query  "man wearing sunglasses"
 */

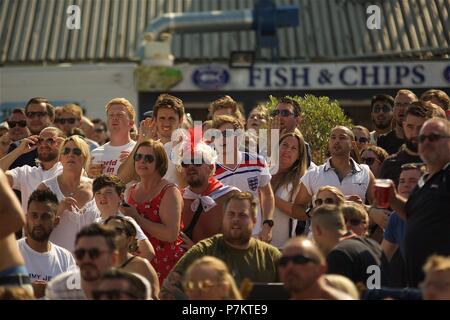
xmin=387 ymin=118 xmax=450 ymax=288
xmin=311 ymin=205 xmax=386 ymax=286
xmin=379 ymin=102 xmax=432 ymax=187
xmin=55 ymin=104 xmax=99 ymax=152
xmin=270 ymin=97 xmax=312 ymax=165
xmin=278 ymin=236 xmax=353 ymax=300
xmin=46 ymin=223 xmax=118 ymax=299
xmin=0 ymin=127 xmax=65 ymax=215
xmin=17 ymin=189 xmax=76 ymax=298
xmin=178 ymin=141 xmax=239 ymax=247
xmin=24 ymin=97 xmax=55 ymax=135
xmin=378 ymin=90 xmax=418 ymax=155
xmin=369 ymin=94 xmax=394 ymax=145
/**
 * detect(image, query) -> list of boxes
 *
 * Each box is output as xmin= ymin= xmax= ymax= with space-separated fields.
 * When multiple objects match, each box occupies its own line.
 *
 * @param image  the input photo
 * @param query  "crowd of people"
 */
xmin=0 ymin=88 xmax=449 ymax=300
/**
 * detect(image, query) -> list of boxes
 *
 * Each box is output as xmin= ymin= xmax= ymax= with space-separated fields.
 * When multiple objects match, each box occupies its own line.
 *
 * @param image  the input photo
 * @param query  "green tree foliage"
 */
xmin=267 ymin=94 xmax=353 ymax=164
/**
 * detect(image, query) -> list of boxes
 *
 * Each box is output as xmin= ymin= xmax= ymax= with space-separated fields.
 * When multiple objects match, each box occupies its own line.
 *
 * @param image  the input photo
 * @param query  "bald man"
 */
xmin=311 ymin=205 xmax=386 ymax=286
xmin=293 ymin=126 xmax=375 ymax=220
xmin=387 ymin=118 xmax=450 ymax=287
xmin=278 ymin=236 xmax=353 ymax=300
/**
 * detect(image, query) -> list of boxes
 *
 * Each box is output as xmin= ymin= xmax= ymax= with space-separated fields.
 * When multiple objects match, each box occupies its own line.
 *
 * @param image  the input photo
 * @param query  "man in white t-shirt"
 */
xmin=0 ymin=127 xmax=65 ymax=214
xmin=18 ymin=189 xmax=76 ymax=298
xmin=89 ymin=98 xmax=137 ymax=177
xmin=92 ymin=174 xmax=155 ymax=261
xmin=118 ymin=94 xmax=185 ymax=186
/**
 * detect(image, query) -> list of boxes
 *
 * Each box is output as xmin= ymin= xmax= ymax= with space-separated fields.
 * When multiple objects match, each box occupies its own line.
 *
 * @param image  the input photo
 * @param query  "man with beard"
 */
xmin=278 ymin=236 xmax=353 ymax=300
xmin=179 ymin=140 xmax=239 ymax=247
xmin=293 ymin=126 xmax=375 ymax=220
xmin=160 ymin=191 xmax=281 ymax=300
xmin=369 ymin=94 xmax=394 ymax=145
xmin=379 ymin=102 xmax=432 ymax=186
xmin=17 ymin=189 xmax=76 ymax=298
xmin=378 ymin=90 xmax=418 ymax=155
xmin=46 ymin=223 xmax=118 ymax=299
xmin=0 ymin=127 xmax=65 ymax=215
xmin=387 ymin=118 xmax=450 ymax=287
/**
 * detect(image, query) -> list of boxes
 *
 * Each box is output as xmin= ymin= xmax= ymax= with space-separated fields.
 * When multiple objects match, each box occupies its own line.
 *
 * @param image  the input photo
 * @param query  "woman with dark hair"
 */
xmin=105 ymin=216 xmax=160 ymax=299
xmin=122 ymin=139 xmax=184 ymax=285
xmin=270 ymin=131 xmax=313 ymax=248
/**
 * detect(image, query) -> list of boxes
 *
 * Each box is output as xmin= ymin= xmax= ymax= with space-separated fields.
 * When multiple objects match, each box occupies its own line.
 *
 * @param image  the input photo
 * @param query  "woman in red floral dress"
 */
xmin=121 ymin=139 xmax=184 ymax=284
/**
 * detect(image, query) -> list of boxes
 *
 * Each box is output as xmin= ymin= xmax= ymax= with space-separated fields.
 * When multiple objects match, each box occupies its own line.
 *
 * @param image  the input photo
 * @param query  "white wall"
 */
xmin=0 ymin=63 xmax=138 ymax=121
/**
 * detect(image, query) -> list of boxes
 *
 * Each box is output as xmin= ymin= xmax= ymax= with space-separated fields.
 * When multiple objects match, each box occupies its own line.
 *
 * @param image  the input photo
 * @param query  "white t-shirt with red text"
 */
xmin=91 ymin=140 xmax=136 ymax=176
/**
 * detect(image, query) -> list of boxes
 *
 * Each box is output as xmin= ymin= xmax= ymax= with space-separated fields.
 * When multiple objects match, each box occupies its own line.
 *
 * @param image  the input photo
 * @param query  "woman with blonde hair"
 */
xmin=38 ymin=135 xmax=99 ymax=252
xmin=270 ymin=131 xmax=312 ymax=248
xmin=314 ymin=186 xmax=346 ymax=208
xmin=183 ymin=256 xmax=242 ymax=300
xmin=341 ymin=202 xmax=369 ymax=236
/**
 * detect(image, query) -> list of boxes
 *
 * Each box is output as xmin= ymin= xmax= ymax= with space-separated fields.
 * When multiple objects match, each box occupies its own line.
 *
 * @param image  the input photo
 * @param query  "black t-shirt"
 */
xmin=404 ymin=163 xmax=450 ymax=288
xmin=379 ymin=149 xmax=422 ymax=187
xmin=327 ymin=235 xmax=387 ymax=285
xmin=7 ymin=143 xmax=38 ymax=169
xmin=377 ymin=130 xmax=404 ymax=155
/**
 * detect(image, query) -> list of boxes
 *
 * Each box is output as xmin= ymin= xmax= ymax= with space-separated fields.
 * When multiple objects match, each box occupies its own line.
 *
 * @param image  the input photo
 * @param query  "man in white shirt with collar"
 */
xmin=293 ymin=126 xmax=375 ymax=220
xmin=0 ymin=126 xmax=65 ymax=214
xmin=18 ymin=189 xmax=76 ymax=298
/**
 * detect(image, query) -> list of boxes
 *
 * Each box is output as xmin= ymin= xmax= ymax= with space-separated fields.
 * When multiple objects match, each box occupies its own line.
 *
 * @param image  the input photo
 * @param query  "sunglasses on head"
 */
xmin=62 ymin=147 xmax=82 ymax=156
xmin=314 ymin=197 xmax=336 ymax=206
xmin=355 ymin=137 xmax=368 ymax=143
xmin=181 ymin=159 xmax=204 ymax=168
xmin=271 ymin=109 xmax=295 ymax=117
xmin=37 ymin=137 xmax=56 ymax=146
xmin=26 ymin=111 xmax=48 ymax=118
xmin=7 ymin=120 xmax=27 ymax=128
xmin=372 ymin=105 xmax=392 ymax=113
xmin=278 ymin=254 xmax=319 ymax=267
xmin=92 ymin=289 xmax=138 ymax=300
xmin=361 ymin=157 xmax=377 ymax=166
xmin=133 ymin=153 xmax=155 ymax=163
xmin=55 ymin=118 xmax=77 ymax=124
xmin=418 ymin=133 xmax=450 ymax=144
xmin=74 ymin=248 xmax=111 ymax=260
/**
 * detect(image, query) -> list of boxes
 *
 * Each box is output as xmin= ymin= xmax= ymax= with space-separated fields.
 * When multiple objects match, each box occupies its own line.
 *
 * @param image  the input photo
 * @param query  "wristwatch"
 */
xmin=263 ymin=219 xmax=274 ymax=228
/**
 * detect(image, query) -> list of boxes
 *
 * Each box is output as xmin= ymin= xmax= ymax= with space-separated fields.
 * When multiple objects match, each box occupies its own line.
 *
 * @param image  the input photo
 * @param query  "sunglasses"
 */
xmin=314 ymin=197 xmax=336 ymax=206
xmin=418 ymin=133 xmax=450 ymax=144
xmin=62 ymin=147 xmax=82 ymax=156
xmin=7 ymin=120 xmax=27 ymax=128
xmin=372 ymin=105 xmax=392 ymax=113
xmin=133 ymin=153 xmax=155 ymax=163
xmin=94 ymin=128 xmax=105 ymax=133
xmin=26 ymin=111 xmax=48 ymax=118
xmin=55 ymin=118 xmax=77 ymax=124
xmin=278 ymin=254 xmax=319 ymax=267
xmin=183 ymin=279 xmax=218 ymax=292
xmin=74 ymin=248 xmax=111 ymax=260
xmin=92 ymin=289 xmax=138 ymax=300
xmin=355 ymin=137 xmax=369 ymax=143
xmin=361 ymin=157 xmax=378 ymax=166
xmin=37 ymin=137 xmax=56 ymax=146
xmin=181 ymin=159 xmax=204 ymax=168
xmin=271 ymin=109 xmax=295 ymax=117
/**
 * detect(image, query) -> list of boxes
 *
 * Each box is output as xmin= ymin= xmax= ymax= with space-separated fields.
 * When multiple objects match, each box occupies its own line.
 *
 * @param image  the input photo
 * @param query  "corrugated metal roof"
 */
xmin=0 ymin=0 xmax=449 ymax=65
